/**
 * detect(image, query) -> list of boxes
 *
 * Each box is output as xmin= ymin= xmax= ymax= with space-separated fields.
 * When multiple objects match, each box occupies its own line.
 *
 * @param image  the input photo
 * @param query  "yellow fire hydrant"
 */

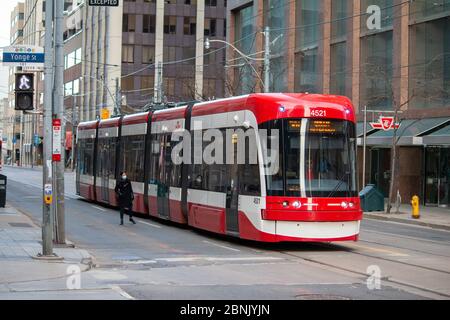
xmin=411 ymin=195 xmax=420 ymax=219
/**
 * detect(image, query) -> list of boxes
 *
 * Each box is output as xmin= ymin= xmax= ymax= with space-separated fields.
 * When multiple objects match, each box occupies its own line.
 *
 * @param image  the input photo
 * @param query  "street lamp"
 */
xmin=205 ymin=29 xmax=269 ymax=93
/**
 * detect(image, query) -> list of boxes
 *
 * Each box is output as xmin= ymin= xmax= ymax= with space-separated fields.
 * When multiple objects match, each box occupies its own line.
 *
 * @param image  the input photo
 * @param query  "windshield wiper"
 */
xmin=326 ymin=171 xmax=350 ymax=198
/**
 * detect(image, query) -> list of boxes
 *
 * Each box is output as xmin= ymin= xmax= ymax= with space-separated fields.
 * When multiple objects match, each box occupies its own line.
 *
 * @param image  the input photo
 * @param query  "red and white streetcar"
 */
xmin=76 ymin=93 xmax=362 ymax=242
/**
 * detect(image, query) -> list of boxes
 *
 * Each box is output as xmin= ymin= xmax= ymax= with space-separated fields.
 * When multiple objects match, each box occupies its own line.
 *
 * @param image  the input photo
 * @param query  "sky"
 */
xmin=0 ymin=1 xmax=23 ymax=100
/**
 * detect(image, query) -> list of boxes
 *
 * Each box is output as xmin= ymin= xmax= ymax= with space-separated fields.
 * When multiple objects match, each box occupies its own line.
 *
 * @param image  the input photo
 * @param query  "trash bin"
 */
xmin=359 ymin=184 xmax=384 ymax=212
xmin=0 ymin=174 xmax=6 ymax=208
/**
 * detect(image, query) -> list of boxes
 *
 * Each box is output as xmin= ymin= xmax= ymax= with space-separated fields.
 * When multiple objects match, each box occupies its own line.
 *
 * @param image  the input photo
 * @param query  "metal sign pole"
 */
xmin=362 ymin=105 xmax=367 ymax=188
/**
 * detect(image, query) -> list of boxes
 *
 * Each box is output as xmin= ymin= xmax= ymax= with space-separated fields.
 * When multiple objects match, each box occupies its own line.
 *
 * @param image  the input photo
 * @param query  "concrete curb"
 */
xmin=364 ymin=213 xmax=450 ymax=231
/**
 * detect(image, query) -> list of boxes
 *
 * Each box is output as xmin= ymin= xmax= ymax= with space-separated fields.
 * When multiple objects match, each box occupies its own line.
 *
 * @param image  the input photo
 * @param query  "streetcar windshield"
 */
xmin=260 ymin=118 xmax=357 ymax=197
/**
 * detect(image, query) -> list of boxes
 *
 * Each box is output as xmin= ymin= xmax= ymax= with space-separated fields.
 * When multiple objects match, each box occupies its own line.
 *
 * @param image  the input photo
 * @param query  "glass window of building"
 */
xmin=164 ymin=16 xmax=177 ymax=34
xmin=141 ymin=75 xmax=154 ymax=90
xmin=409 ymin=17 xmax=450 ymax=109
xmin=122 ymin=14 xmax=136 ymax=32
xmin=331 ymin=0 xmax=347 ymax=40
xmin=121 ymin=77 xmax=134 ymax=91
xmin=360 ymin=31 xmax=393 ymax=110
xmin=122 ymin=45 xmax=134 ymax=63
xmin=182 ymin=47 xmax=195 ymax=65
xmin=183 ymin=17 xmax=196 ymax=35
xmin=73 ymin=79 xmax=80 ymax=95
xmin=410 ymin=0 xmax=450 ymax=21
xmin=143 ymin=14 xmax=156 ymax=33
xmin=264 ymin=0 xmax=287 ymax=92
xmin=330 ymin=42 xmax=347 ymax=96
xmin=295 ymin=0 xmax=320 ymax=93
xmin=142 ymin=45 xmax=155 ymax=64
xmin=360 ymin=0 xmax=393 ymax=34
xmin=204 ymin=19 xmax=217 ymax=37
xmin=206 ymin=0 xmax=217 ymax=6
xmin=163 ymin=46 xmax=176 ymax=62
xmin=234 ymin=5 xmax=256 ymax=94
xmin=164 ymin=78 xmax=175 ymax=96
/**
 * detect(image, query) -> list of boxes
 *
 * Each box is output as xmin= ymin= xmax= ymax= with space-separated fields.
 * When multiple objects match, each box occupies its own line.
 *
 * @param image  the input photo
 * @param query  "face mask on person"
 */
xmin=122 ymin=175 xmax=127 ymax=180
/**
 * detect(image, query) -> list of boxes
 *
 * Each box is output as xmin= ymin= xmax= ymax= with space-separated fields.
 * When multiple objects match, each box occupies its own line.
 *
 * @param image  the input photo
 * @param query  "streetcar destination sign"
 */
xmin=88 ymin=0 xmax=119 ymax=6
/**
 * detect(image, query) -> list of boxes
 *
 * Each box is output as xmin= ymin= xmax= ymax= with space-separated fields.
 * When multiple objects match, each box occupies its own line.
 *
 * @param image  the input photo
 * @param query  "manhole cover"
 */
xmin=295 ymin=294 xmax=351 ymax=300
xmin=8 ymin=222 xmax=33 ymax=228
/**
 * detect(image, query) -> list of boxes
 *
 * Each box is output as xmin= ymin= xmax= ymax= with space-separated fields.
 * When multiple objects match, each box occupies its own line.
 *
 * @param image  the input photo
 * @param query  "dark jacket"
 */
xmin=115 ymin=178 xmax=134 ymax=208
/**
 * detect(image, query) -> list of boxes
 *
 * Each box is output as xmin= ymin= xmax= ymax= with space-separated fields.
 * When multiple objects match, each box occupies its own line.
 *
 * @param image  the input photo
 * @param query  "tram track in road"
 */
xmin=274 ymin=242 xmax=450 ymax=299
xmin=356 ymin=238 xmax=450 ymax=259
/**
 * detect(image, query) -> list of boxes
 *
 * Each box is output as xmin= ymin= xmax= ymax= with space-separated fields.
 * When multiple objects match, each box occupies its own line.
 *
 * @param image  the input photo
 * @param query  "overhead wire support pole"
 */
xmin=39 ymin=0 xmax=54 ymax=258
xmin=264 ymin=26 xmax=270 ymax=93
xmin=115 ymin=77 xmax=121 ymax=116
xmin=54 ymin=0 xmax=65 ymax=245
xmin=362 ymin=105 xmax=367 ymax=188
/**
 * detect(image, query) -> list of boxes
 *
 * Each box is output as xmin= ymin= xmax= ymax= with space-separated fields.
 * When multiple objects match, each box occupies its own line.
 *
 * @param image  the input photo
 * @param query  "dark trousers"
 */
xmin=120 ymin=205 xmax=133 ymax=221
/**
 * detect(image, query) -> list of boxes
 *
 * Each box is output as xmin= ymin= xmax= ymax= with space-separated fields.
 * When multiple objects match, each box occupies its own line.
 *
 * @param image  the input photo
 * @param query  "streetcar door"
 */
xmin=157 ymin=134 xmax=171 ymax=219
xmin=75 ymin=138 xmax=81 ymax=195
xmin=99 ymin=143 xmax=109 ymax=202
xmin=226 ymin=136 xmax=239 ymax=234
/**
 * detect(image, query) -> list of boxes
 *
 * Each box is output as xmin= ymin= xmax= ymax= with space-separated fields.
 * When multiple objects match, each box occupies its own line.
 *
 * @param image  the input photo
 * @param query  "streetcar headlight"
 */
xmin=341 ymin=201 xmax=348 ymax=209
xmin=282 ymin=201 xmax=289 ymax=207
xmin=348 ymin=202 xmax=355 ymax=208
xmin=292 ymin=201 xmax=301 ymax=208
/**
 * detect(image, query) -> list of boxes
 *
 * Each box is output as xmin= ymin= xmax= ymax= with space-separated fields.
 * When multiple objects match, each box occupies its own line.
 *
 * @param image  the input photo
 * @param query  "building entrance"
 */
xmin=425 ymin=147 xmax=450 ymax=208
xmin=369 ymin=148 xmax=391 ymax=197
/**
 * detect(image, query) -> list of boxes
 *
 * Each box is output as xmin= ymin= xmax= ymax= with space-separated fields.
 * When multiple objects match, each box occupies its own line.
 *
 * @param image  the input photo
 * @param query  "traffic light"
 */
xmin=15 ymin=73 xmax=34 ymax=111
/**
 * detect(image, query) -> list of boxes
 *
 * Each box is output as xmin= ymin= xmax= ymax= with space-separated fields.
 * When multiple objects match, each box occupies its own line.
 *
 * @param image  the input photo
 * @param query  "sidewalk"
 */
xmin=364 ymin=204 xmax=450 ymax=231
xmin=0 ymin=204 xmax=127 ymax=299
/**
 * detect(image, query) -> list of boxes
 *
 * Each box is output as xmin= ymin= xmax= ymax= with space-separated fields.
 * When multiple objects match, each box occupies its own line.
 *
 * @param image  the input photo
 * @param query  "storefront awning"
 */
xmin=357 ymin=117 xmax=450 ymax=146
xmin=421 ymin=123 xmax=450 ymax=145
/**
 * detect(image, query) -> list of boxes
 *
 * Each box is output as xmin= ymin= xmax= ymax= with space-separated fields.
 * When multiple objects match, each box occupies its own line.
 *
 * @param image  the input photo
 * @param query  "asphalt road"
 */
xmin=3 ymin=166 xmax=450 ymax=300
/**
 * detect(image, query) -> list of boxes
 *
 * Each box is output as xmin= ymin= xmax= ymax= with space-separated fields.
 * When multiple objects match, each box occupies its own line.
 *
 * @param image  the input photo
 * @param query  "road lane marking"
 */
xmin=362 ymin=229 xmax=450 ymax=245
xmin=203 ymin=240 xmax=241 ymax=252
xmin=348 ymin=242 xmax=409 ymax=257
xmin=110 ymin=285 xmax=135 ymax=300
xmin=204 ymin=257 xmax=283 ymax=262
xmin=137 ymin=220 xmax=162 ymax=229
xmin=91 ymin=205 xmax=107 ymax=212
xmin=153 ymin=256 xmax=283 ymax=262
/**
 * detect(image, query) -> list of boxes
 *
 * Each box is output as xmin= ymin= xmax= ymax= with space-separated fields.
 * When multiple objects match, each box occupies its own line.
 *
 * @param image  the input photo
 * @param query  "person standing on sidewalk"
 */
xmin=115 ymin=171 xmax=136 ymax=225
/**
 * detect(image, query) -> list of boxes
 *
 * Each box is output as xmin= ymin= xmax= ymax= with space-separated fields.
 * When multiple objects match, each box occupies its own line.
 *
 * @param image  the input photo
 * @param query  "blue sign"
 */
xmin=3 ymin=52 xmax=45 ymax=64
xmin=33 ymin=134 xmax=40 ymax=146
xmin=12 ymin=137 xmax=16 ymax=144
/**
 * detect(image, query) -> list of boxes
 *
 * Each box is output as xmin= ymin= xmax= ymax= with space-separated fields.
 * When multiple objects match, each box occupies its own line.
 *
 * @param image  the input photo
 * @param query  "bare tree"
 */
xmin=362 ymin=52 xmax=449 ymax=213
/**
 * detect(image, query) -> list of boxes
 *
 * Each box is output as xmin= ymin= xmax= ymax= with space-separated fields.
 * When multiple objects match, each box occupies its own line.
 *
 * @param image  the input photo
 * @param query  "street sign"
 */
xmin=101 ymin=108 xmax=110 ymax=119
xmin=2 ymin=45 xmax=44 ymax=67
xmin=88 ymin=0 xmax=119 ymax=6
xmin=369 ymin=116 xmax=400 ymax=131
xmin=52 ymin=119 xmax=62 ymax=162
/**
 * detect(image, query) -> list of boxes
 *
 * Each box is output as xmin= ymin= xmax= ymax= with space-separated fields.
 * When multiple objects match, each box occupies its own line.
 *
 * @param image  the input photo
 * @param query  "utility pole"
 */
xmin=54 ymin=0 xmax=65 ymax=244
xmin=115 ymin=77 xmax=121 ymax=116
xmin=154 ymin=62 xmax=163 ymax=104
xmin=263 ymin=26 xmax=270 ymax=93
xmin=71 ymin=95 xmax=78 ymax=171
xmin=40 ymin=0 xmax=54 ymax=257
xmin=362 ymin=105 xmax=367 ymax=188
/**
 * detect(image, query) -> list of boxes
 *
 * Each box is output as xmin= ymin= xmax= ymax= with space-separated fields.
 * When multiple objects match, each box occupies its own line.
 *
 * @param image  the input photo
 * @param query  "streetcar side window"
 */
xmin=149 ymin=133 xmax=160 ymax=183
xmin=120 ymin=134 xmax=145 ymax=183
xmin=239 ymin=128 xmax=261 ymax=196
xmin=78 ymin=137 xmax=95 ymax=176
xmin=96 ymin=137 xmax=117 ymax=180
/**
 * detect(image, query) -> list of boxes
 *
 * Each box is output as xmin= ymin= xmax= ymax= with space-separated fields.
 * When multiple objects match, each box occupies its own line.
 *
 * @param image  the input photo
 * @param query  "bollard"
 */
xmin=411 ymin=195 xmax=420 ymax=219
